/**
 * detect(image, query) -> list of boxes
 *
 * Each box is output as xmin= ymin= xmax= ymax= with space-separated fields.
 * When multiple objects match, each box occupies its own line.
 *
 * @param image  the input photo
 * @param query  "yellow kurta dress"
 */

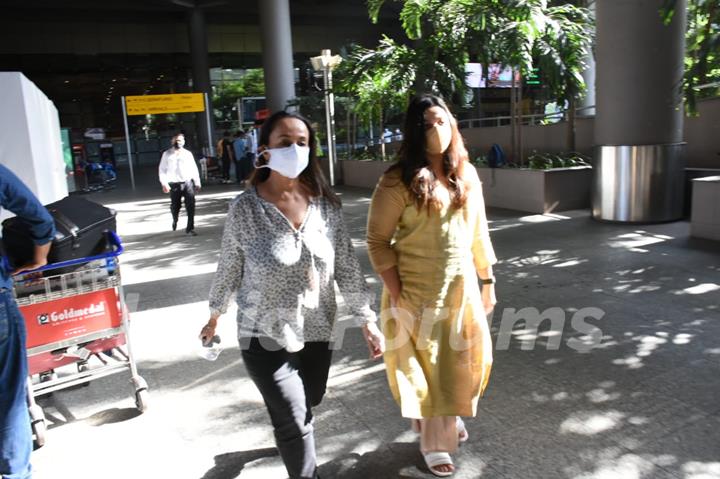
xmin=367 ymin=166 xmax=497 ymax=419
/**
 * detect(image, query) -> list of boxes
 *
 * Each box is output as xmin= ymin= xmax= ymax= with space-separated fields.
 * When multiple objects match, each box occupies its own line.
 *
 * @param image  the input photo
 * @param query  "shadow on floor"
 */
xmin=199 ymin=447 xmax=279 ymax=479
xmin=318 ymin=442 xmax=435 ymax=479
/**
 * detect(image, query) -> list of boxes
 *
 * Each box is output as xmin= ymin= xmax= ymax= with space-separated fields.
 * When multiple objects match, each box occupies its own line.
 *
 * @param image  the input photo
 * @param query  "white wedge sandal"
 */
xmin=422 ymin=451 xmax=455 ymax=477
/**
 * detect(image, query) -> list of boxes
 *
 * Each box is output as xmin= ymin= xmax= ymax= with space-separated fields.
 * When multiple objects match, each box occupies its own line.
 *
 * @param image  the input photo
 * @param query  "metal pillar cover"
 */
xmin=592 ymin=144 xmax=685 ymax=223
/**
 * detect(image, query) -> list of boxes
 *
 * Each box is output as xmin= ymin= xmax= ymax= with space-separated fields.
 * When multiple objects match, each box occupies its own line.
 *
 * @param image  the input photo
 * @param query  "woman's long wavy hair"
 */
xmin=249 ymin=110 xmax=339 ymax=207
xmin=389 ymin=94 xmax=470 ymax=211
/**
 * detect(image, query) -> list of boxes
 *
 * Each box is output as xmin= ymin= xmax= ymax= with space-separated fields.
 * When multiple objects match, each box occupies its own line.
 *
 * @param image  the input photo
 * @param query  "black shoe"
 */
xmin=172 ymin=220 xmax=177 ymax=231
xmin=185 ymin=230 xmax=197 ymax=236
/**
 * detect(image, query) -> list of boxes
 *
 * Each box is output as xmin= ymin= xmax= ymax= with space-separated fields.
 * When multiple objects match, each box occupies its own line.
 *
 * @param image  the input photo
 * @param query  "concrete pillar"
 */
xmin=592 ymin=0 xmax=687 ymax=222
xmin=188 ymin=6 xmax=214 ymax=155
xmin=595 ymin=0 xmax=685 ymax=145
xmin=258 ymin=0 xmax=296 ymax=113
xmin=578 ymin=0 xmax=596 ymax=117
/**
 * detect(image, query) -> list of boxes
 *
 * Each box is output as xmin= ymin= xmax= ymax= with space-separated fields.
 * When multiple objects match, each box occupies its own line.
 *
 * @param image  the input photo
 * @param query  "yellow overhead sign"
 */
xmin=125 ymin=93 xmax=205 ymax=115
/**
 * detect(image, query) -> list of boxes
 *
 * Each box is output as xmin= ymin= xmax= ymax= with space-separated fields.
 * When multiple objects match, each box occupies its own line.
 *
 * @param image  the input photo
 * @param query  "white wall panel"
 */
xmin=0 ymin=72 xmax=67 ymax=219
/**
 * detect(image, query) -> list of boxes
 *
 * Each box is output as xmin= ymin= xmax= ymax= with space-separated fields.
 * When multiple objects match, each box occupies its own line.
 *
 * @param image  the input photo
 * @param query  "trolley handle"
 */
xmin=11 ymin=231 xmax=124 ymax=276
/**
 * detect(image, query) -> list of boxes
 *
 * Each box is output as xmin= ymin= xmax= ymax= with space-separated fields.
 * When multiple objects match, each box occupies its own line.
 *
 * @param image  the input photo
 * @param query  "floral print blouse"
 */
xmin=209 ymin=187 xmax=376 ymax=352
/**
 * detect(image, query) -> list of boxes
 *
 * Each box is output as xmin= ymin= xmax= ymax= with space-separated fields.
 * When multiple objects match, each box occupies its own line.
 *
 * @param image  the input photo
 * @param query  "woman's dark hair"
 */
xmin=389 ymin=94 xmax=470 ymax=211
xmin=249 ymin=110 xmax=339 ymax=206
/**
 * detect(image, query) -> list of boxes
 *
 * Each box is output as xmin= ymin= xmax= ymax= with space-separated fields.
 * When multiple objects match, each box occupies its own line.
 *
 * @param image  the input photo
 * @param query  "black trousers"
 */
xmin=221 ymin=156 xmax=231 ymax=180
xmin=169 ymin=181 xmax=195 ymax=232
xmin=241 ymin=337 xmax=332 ymax=479
xmin=233 ymin=160 xmax=243 ymax=183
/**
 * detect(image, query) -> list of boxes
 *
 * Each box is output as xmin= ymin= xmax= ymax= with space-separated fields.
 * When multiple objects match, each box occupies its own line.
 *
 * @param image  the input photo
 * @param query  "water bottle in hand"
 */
xmin=199 ymin=334 xmax=222 ymax=361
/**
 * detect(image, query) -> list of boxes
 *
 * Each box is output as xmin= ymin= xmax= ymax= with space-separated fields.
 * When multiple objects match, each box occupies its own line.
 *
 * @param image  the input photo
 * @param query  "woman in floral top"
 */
xmin=200 ymin=111 xmax=384 ymax=479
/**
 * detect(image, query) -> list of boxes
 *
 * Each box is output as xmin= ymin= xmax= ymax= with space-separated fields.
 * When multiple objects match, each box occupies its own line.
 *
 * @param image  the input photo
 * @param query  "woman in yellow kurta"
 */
xmin=367 ymin=95 xmax=497 ymax=477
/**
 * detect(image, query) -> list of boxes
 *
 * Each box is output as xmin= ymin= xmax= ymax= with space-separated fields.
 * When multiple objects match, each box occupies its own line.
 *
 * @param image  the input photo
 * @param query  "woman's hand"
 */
xmin=199 ymin=317 xmax=218 ymax=346
xmin=379 ymin=267 xmax=402 ymax=309
xmin=362 ymin=322 xmax=385 ymax=359
xmin=481 ymin=284 xmax=497 ymax=316
xmin=390 ymin=290 xmax=401 ymax=308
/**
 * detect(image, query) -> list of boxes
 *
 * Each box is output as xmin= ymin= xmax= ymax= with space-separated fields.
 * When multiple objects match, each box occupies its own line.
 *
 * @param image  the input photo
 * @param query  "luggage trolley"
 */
xmin=11 ymin=232 xmax=148 ymax=447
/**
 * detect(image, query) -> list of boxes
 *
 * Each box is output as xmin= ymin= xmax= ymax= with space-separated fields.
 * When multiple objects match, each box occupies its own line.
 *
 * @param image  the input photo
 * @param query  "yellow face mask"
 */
xmin=425 ymin=124 xmax=452 ymax=154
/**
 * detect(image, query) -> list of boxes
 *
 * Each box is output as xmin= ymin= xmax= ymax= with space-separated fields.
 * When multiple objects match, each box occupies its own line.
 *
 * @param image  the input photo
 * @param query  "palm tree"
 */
xmin=363 ymin=0 xmax=592 ymax=101
xmin=335 ymin=37 xmax=415 ymax=158
xmin=663 ymin=0 xmax=720 ymax=113
xmin=343 ymin=0 xmax=593 ymax=163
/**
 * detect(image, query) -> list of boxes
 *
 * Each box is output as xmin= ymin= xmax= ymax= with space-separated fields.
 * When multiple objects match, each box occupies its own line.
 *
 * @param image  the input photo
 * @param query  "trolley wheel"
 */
xmin=32 ymin=419 xmax=46 ymax=449
xmin=135 ymin=388 xmax=149 ymax=413
xmin=74 ymin=362 xmax=91 ymax=387
xmin=39 ymin=370 xmax=57 ymax=383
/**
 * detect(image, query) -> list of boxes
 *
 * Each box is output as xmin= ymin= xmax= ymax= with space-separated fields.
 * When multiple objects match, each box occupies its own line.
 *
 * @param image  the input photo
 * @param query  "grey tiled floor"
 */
xmin=28 ymin=166 xmax=720 ymax=479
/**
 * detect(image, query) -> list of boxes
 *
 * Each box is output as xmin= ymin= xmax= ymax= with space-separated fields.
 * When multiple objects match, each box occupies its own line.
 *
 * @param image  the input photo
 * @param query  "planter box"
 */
xmin=476 ymin=166 xmax=592 ymax=214
xmin=341 ymin=159 xmax=391 ymax=189
xmin=690 ymin=176 xmax=720 ymax=241
xmin=334 ymin=161 xmax=592 ymax=214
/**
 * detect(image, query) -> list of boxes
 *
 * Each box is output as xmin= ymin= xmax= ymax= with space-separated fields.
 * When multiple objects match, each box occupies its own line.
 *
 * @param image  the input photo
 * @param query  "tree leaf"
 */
xmin=367 ymin=0 xmax=386 ymax=24
xmin=399 ymin=0 xmax=430 ymax=39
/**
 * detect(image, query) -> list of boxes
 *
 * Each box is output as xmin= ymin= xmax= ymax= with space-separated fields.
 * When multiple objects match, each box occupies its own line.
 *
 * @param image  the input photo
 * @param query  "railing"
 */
xmin=458 ymin=105 xmax=596 ymax=129
xmin=696 ymin=81 xmax=720 ymax=91
xmin=458 ymin=83 xmax=720 ymax=130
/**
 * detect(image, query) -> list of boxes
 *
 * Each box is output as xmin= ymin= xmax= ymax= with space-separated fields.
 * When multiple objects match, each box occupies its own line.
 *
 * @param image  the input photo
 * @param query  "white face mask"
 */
xmin=254 ymin=144 xmax=310 ymax=179
xmin=425 ymin=124 xmax=452 ymax=154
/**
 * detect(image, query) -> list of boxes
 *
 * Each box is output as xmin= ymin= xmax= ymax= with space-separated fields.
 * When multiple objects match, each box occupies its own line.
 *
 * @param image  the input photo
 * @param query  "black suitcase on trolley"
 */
xmin=2 ymin=196 xmax=116 ymax=269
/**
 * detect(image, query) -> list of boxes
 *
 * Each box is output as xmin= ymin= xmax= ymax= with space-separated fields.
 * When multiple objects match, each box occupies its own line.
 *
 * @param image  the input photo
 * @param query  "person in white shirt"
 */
xmin=158 ymin=133 xmax=202 ymax=236
xmin=248 ymin=124 xmax=259 ymax=157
